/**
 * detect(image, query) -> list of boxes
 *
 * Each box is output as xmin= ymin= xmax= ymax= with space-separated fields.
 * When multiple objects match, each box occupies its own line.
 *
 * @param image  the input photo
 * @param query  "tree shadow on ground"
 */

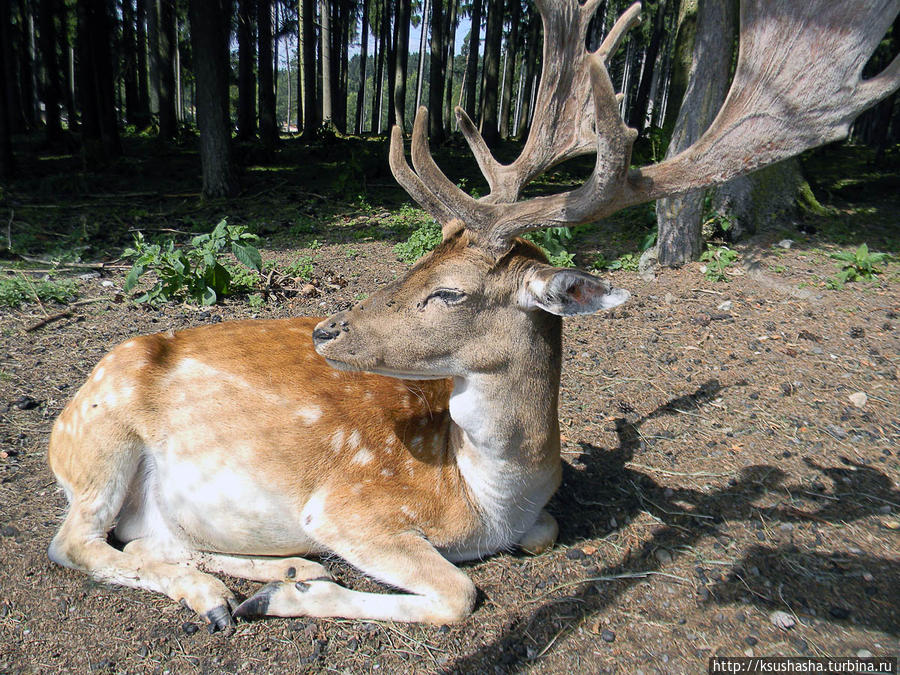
xmin=445 ymin=381 xmax=900 ymax=673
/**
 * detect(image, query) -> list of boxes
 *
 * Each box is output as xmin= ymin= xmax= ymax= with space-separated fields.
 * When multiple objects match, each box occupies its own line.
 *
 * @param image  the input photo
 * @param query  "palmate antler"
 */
xmin=390 ymin=0 xmax=900 ymax=252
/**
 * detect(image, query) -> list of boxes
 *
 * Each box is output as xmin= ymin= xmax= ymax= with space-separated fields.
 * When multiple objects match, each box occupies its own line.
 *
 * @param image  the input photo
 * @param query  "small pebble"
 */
xmin=778 ymin=523 xmax=794 ymax=533
xmin=565 ymin=548 xmax=586 ymax=560
xmin=770 ymin=610 xmax=796 ymax=629
xmin=717 ymin=300 xmax=733 ymax=312
xmin=1 ymin=526 xmax=19 ymax=538
xmin=848 ymin=392 xmax=868 ymax=408
xmin=777 ymin=239 xmax=794 ymax=249
xmin=876 ymin=505 xmax=891 ymax=515
xmin=654 ymin=549 xmax=672 ymax=564
xmin=182 ymin=622 xmax=199 ymax=635
xmin=745 ymin=636 xmax=758 ymax=646
xmin=857 ymin=649 xmax=873 ymax=658
xmin=829 ymin=606 xmax=851 ymax=619
xmin=600 ymin=629 xmax=616 ymax=643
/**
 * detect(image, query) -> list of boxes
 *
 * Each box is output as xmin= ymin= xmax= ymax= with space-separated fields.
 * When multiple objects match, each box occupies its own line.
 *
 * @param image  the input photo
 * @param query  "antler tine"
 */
xmin=408 ymin=106 xmax=490 ymax=230
xmin=388 ymin=126 xmax=458 ymax=228
xmin=595 ymin=2 xmax=642 ymax=66
xmin=454 ymin=106 xmax=505 ymax=201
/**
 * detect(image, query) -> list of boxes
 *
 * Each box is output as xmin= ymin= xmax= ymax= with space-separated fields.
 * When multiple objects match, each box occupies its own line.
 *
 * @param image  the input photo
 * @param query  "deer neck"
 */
xmin=447 ymin=314 xmax=563 ymax=528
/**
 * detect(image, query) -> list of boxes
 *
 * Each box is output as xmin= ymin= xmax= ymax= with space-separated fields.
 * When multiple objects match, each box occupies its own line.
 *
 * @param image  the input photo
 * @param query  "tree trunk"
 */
xmin=392 ymin=0 xmax=410 ymax=130
xmin=655 ymin=0 xmax=736 ymax=267
xmin=0 ymin=0 xmax=14 ymax=178
xmin=372 ymin=0 xmax=388 ymax=133
xmin=463 ymin=0 xmax=482 ymax=118
xmin=661 ymin=0 xmax=697 ymax=133
xmin=147 ymin=0 xmax=160 ymax=115
xmin=515 ymin=9 xmax=539 ymax=137
xmin=442 ymin=0 xmax=459 ymax=134
xmin=157 ymin=0 xmax=177 ymax=140
xmin=258 ymin=0 xmax=277 ymax=149
xmin=413 ymin=0 xmax=427 ymax=113
xmin=629 ymin=0 xmax=667 ymax=133
xmin=320 ymin=0 xmax=332 ymax=125
xmin=427 ymin=0 xmax=445 ymax=141
xmin=4 ymin=0 xmax=25 ymax=132
xmin=386 ymin=0 xmax=398 ymax=128
xmin=189 ymin=0 xmax=236 ymax=198
xmin=237 ymin=0 xmax=256 ymax=140
xmin=135 ymin=0 xmax=150 ymax=125
xmin=498 ymin=0 xmax=519 ymax=140
xmin=76 ymin=0 xmax=121 ymax=166
xmin=39 ymin=0 xmax=63 ymax=141
xmin=22 ymin=1 xmax=38 ymax=129
xmin=479 ymin=0 xmax=503 ymax=146
xmin=355 ymin=0 xmax=369 ymax=133
xmin=300 ymin=0 xmax=318 ymax=136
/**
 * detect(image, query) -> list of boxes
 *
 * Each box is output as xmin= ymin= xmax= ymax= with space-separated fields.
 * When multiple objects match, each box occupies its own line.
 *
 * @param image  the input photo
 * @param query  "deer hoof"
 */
xmin=205 ymin=604 xmax=236 ymax=633
xmin=232 ymin=582 xmax=279 ymax=619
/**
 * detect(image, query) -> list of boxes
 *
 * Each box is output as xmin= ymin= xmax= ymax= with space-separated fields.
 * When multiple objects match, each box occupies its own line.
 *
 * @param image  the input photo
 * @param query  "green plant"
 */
xmin=394 ymin=221 xmax=443 ymax=263
xmin=0 ymin=275 xmax=78 ymax=308
xmin=123 ymin=219 xmax=263 ymax=305
xmin=284 ymin=254 xmax=315 ymax=280
xmin=699 ymin=245 xmax=739 ymax=282
xmin=524 ymin=227 xmax=576 ymax=268
xmin=826 ymin=243 xmax=887 ymax=289
xmin=247 ymin=293 xmax=265 ymax=309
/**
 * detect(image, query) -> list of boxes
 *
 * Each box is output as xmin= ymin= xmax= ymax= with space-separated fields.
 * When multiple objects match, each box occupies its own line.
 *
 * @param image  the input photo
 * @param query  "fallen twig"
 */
xmin=24 ymin=298 xmax=108 ymax=332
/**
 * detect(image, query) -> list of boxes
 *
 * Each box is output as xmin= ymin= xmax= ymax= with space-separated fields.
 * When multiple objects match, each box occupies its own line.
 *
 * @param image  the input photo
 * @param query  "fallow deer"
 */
xmin=47 ymin=0 xmax=899 ymax=630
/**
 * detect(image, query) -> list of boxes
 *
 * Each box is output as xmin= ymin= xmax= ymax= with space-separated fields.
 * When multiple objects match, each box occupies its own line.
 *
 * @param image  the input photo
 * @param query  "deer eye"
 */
xmin=425 ymin=288 xmax=467 ymax=306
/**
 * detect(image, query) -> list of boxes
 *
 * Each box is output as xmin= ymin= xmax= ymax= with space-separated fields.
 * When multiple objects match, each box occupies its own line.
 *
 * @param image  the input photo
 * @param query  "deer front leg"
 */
xmin=518 ymin=510 xmax=558 ymax=555
xmin=198 ymin=552 xmax=330 ymax=583
xmin=234 ymin=531 xmax=476 ymax=624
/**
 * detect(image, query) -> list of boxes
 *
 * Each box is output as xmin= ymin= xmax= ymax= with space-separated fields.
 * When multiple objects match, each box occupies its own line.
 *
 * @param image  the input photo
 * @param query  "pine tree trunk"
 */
xmin=387 ymin=0 xmax=399 ymax=128
xmin=300 ymin=0 xmax=318 ymax=136
xmin=629 ymin=0 xmax=667 ymax=133
xmin=463 ymin=0 xmax=482 ymax=118
xmin=371 ymin=0 xmax=387 ymax=133
xmin=157 ymin=0 xmax=177 ymax=140
xmin=237 ymin=0 xmax=256 ymax=140
xmin=427 ymin=0 xmax=445 ymax=141
xmin=147 ymin=0 xmax=160 ymax=115
xmin=479 ymin=0 xmax=502 ymax=146
xmin=76 ymin=0 xmax=121 ymax=165
xmin=135 ymin=0 xmax=150 ymax=125
xmin=258 ymin=0 xmax=277 ymax=149
xmin=498 ymin=0 xmax=519 ymax=140
xmin=661 ymin=0 xmax=697 ymax=133
xmin=189 ymin=0 xmax=237 ymax=198
xmin=0 ymin=0 xmax=14 ymax=178
xmin=320 ymin=0 xmax=333 ymax=125
xmin=394 ymin=0 xmax=411 ymax=130
xmin=442 ymin=0 xmax=458 ymax=134
xmin=39 ymin=0 xmax=63 ymax=141
xmin=655 ymin=0 xmax=736 ymax=267
xmin=515 ymin=11 xmax=539 ymax=137
xmin=355 ymin=0 xmax=369 ymax=133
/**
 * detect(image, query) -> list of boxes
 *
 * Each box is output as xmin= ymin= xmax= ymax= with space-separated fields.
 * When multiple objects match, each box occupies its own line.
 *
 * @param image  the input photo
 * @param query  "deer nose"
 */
xmin=312 ymin=315 xmax=349 ymax=347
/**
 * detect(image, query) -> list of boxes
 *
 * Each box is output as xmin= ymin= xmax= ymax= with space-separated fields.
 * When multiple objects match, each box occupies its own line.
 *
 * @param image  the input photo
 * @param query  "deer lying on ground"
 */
xmin=48 ymin=0 xmax=899 ymax=630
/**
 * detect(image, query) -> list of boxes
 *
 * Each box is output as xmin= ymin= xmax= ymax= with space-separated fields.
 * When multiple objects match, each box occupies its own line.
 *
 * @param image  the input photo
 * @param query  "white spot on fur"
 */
xmin=400 ymin=505 xmax=418 ymax=519
xmin=347 ymin=430 xmax=361 ymax=450
xmin=380 ymin=468 xmax=395 ymax=477
xmin=92 ymin=367 xmax=105 ymax=382
xmin=295 ymin=406 xmax=322 ymax=424
xmin=351 ymin=449 xmax=374 ymax=465
xmin=329 ymin=429 xmax=345 ymax=453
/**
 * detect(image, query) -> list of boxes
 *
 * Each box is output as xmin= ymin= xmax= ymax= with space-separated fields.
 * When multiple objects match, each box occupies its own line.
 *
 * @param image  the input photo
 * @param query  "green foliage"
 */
xmin=826 ymin=243 xmax=887 ymax=289
xmin=284 ymin=255 xmax=315 ymax=280
xmin=699 ymin=245 xmax=739 ymax=282
xmin=247 ymin=293 xmax=266 ymax=309
xmin=524 ymin=227 xmax=576 ymax=268
xmin=591 ymin=227 xmax=656 ymax=272
xmin=123 ymin=219 xmax=263 ymax=305
xmin=394 ymin=220 xmax=443 ymax=263
xmin=0 ymin=275 xmax=78 ymax=308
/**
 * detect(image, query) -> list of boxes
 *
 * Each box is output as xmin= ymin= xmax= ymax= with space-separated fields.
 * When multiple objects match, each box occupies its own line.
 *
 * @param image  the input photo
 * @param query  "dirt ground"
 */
xmin=1 ymin=165 xmax=899 ymax=673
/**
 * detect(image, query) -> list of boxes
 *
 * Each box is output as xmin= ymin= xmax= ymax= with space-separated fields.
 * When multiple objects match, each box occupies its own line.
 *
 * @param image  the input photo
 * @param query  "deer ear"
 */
xmin=520 ymin=267 xmax=630 ymax=316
